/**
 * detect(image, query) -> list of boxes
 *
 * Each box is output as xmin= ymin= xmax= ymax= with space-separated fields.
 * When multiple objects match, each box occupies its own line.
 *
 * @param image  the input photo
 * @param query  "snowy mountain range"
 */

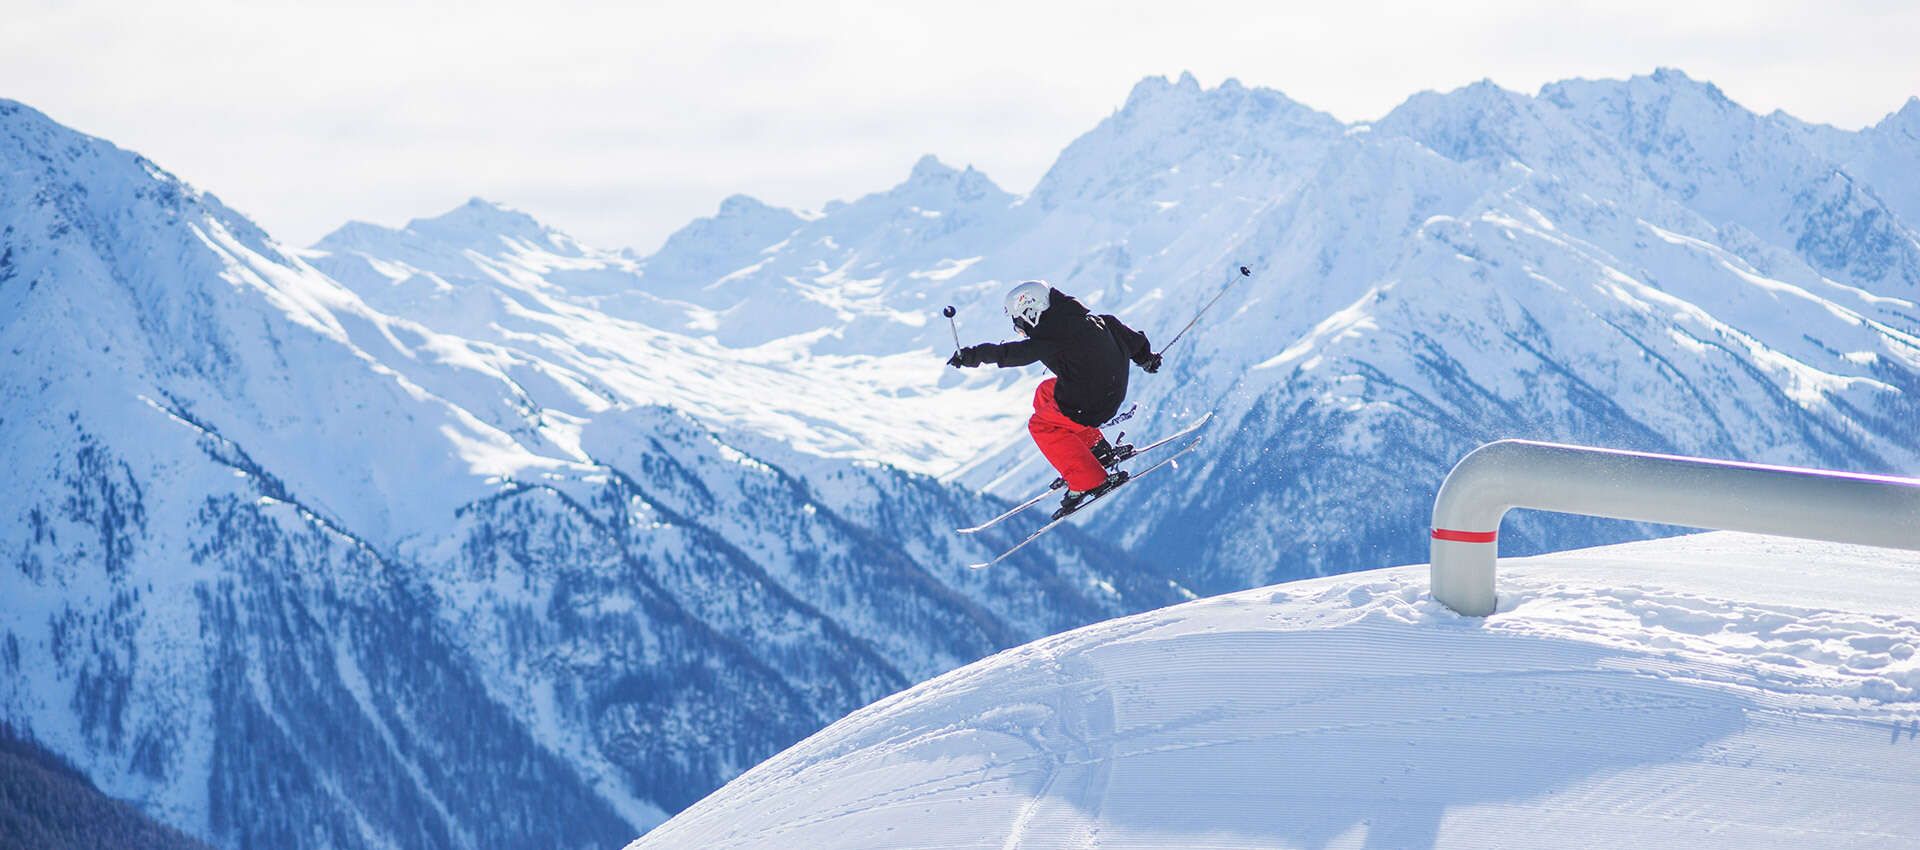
xmin=3 ymin=66 xmax=1918 ymax=849
xmin=0 ymin=100 xmax=1183 ymax=848
xmin=316 ymin=69 xmax=1920 ymax=593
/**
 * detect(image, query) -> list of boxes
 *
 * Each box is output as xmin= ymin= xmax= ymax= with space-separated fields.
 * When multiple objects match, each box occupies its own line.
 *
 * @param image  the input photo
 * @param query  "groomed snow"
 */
xmin=632 ymin=532 xmax=1920 ymax=849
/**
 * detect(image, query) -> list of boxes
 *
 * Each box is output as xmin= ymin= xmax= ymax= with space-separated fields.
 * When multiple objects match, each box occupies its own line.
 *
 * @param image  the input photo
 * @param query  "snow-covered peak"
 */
xmin=1118 ymin=69 xmax=1204 ymax=109
xmin=316 ymin=196 xmax=589 ymax=261
xmin=414 ymin=196 xmax=551 ymax=240
xmin=631 ymin=154 xmax=1012 ymax=335
xmin=1030 ymin=74 xmax=1341 ymax=214
xmin=1373 ymin=79 xmax=1542 ymax=163
xmin=664 ymin=192 xmax=800 ymax=243
xmin=641 ymin=193 xmax=804 ymax=301
xmin=1874 ymin=95 xmax=1920 ymax=137
xmin=1644 ymin=65 xmax=1736 ymax=102
xmin=1536 ymin=69 xmax=1920 ymax=289
xmin=1776 ymin=94 xmax=1920 ymax=233
xmin=1366 ymin=78 xmax=1650 ymax=209
xmin=1108 ymin=72 xmax=1337 ymax=134
xmin=883 ymin=154 xmax=1008 ymax=207
xmin=713 ymin=192 xmax=785 ymax=219
xmin=1 ymin=100 xmax=583 ymax=547
xmin=806 ymin=154 xmax=1013 ymax=239
xmin=1540 ymin=66 xmax=1748 ymax=139
xmin=1536 ymin=67 xmax=1742 ymax=123
xmin=0 ymin=98 xmax=130 ymax=159
xmin=0 ymin=99 xmax=286 ymax=268
xmin=1406 ymin=77 xmax=1516 ymax=109
xmin=307 ymin=193 xmax=670 ymax=321
xmin=906 ymin=152 xmax=956 ymax=182
xmin=1113 ymin=70 xmax=1298 ymax=116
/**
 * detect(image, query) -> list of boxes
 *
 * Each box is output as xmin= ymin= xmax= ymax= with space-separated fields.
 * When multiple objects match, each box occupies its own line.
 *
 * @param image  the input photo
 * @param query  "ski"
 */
xmin=955 ymin=412 xmax=1213 ymax=535
xmin=966 ymin=435 xmax=1202 ymax=569
xmin=956 ymin=482 xmax=1062 ymax=535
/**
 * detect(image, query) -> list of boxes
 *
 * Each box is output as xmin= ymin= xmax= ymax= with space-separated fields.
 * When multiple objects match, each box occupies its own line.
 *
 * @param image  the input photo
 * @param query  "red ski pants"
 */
xmin=1029 ymin=378 xmax=1108 ymax=491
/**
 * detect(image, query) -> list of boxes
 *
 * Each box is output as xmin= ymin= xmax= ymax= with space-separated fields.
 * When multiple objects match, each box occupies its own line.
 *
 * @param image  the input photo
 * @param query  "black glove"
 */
xmin=947 ymin=345 xmax=986 ymax=368
xmin=1139 ymin=352 xmax=1163 ymax=374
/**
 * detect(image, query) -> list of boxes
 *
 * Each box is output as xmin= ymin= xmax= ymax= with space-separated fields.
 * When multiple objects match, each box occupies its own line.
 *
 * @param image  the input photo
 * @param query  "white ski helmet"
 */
xmin=1004 ymin=280 xmax=1050 ymax=335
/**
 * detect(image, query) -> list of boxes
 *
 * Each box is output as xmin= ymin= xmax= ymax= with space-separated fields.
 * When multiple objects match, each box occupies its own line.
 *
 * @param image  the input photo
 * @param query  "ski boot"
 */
xmin=1047 ymin=436 xmax=1136 ymax=492
xmin=1091 ymin=433 xmax=1135 ymax=468
xmin=1052 ymin=470 xmax=1130 ymax=520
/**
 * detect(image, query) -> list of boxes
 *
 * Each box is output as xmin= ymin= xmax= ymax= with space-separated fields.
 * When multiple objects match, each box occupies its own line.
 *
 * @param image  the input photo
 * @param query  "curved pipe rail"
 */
xmin=1430 ymin=440 xmax=1920 ymax=616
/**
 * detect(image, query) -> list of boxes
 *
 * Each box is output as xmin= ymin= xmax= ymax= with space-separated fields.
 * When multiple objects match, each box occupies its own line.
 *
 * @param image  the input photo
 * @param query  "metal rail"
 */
xmin=1429 ymin=440 xmax=1920 ymax=616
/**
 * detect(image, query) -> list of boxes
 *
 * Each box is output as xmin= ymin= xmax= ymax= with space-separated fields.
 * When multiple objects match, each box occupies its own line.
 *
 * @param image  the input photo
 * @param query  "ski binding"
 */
xmin=965 ymin=434 xmax=1202 ymax=569
xmin=956 ymin=412 xmax=1211 ymax=535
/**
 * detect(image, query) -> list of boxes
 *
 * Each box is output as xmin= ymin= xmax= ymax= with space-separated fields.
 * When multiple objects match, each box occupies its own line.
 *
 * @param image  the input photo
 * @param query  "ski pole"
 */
xmin=942 ymin=305 xmax=962 ymax=355
xmin=1156 ymin=264 xmax=1251 ymax=357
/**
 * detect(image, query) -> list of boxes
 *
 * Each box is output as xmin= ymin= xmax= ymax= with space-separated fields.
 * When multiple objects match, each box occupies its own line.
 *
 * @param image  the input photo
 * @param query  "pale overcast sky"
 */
xmin=6 ymin=0 xmax=1917 ymax=252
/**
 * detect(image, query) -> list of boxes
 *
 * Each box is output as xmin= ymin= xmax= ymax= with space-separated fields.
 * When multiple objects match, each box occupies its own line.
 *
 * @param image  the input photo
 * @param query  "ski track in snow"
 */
xmin=634 ymin=533 xmax=1920 ymax=850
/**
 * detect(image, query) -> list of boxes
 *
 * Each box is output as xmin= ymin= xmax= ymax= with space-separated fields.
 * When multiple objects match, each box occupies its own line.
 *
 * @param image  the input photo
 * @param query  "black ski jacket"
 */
xmin=971 ymin=288 xmax=1154 ymax=426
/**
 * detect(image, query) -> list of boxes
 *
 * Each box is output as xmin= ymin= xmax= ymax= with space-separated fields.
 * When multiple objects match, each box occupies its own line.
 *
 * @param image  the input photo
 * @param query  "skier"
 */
xmin=948 ymin=281 xmax=1162 ymax=516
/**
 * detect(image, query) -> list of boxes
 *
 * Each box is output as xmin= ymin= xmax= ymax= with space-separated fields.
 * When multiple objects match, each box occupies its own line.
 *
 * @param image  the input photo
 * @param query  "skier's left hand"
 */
xmin=948 ymin=346 xmax=985 ymax=368
xmin=1139 ymin=352 xmax=1163 ymax=374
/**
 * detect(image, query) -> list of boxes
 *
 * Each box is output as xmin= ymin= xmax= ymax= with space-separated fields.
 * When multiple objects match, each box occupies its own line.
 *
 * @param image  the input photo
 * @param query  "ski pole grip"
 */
xmin=942 ymin=305 xmax=962 ymax=355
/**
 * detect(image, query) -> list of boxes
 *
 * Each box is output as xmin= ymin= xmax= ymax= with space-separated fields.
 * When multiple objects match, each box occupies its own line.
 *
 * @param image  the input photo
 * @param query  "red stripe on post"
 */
xmin=1431 ymin=528 xmax=1498 ymax=543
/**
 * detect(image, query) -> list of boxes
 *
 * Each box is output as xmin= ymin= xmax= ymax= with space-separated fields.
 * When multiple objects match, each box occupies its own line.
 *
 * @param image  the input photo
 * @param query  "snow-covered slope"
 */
xmin=0 ymin=99 xmax=1185 ymax=849
xmin=632 ymin=532 xmax=1920 ymax=849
